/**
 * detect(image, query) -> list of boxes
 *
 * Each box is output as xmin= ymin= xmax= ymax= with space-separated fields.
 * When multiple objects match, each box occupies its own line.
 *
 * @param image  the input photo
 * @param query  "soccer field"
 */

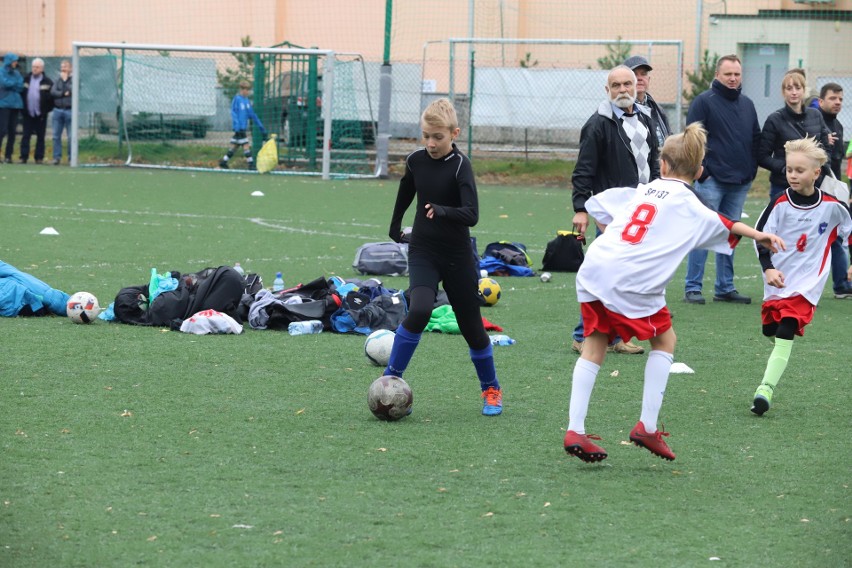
xmin=1 ymin=165 xmax=849 ymax=566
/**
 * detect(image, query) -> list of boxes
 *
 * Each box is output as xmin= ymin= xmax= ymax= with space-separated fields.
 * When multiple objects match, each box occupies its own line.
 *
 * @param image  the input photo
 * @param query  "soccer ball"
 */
xmin=368 ymin=375 xmax=413 ymax=421
xmin=66 ymin=291 xmax=100 ymax=324
xmin=364 ymin=329 xmax=395 ymax=367
xmin=478 ymin=277 xmax=502 ymax=306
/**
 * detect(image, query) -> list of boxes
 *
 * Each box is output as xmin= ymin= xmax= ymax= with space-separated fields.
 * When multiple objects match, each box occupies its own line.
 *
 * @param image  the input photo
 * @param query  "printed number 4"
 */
xmin=796 ymin=233 xmax=807 ymax=252
xmin=621 ymin=203 xmax=658 ymax=244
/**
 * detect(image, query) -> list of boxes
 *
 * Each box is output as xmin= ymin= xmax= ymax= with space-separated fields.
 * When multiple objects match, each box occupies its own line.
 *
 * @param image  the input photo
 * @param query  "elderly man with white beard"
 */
xmin=569 ymin=65 xmax=660 ymax=355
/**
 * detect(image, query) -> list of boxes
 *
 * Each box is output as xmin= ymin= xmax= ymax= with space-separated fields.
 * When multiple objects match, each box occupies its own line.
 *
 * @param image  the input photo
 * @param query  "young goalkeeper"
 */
xmin=220 ymin=81 xmax=266 ymax=170
xmin=563 ymin=123 xmax=785 ymax=463
xmin=750 ymin=137 xmax=852 ymax=416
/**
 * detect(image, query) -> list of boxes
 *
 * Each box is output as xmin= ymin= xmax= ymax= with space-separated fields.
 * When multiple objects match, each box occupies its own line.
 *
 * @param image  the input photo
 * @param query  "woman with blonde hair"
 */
xmin=758 ymin=69 xmax=831 ymax=202
xmin=563 ymin=123 xmax=785 ymax=463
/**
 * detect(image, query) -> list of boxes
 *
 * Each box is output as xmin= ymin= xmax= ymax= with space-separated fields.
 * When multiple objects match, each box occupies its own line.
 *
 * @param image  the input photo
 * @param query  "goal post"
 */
xmin=70 ymin=42 xmax=377 ymax=179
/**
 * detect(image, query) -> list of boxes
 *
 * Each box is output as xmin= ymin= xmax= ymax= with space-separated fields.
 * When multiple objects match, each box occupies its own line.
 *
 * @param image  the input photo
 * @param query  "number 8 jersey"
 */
xmin=754 ymin=188 xmax=852 ymax=305
xmin=577 ymin=178 xmax=738 ymax=318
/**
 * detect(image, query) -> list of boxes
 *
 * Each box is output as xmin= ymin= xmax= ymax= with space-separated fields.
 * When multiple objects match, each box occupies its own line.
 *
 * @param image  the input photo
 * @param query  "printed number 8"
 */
xmin=621 ymin=203 xmax=658 ymax=244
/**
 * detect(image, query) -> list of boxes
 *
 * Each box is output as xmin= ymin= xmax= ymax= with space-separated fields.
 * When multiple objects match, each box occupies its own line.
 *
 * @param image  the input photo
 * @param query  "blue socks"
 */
xmin=470 ymin=344 xmax=500 ymax=391
xmin=383 ymin=325 xmax=421 ymax=378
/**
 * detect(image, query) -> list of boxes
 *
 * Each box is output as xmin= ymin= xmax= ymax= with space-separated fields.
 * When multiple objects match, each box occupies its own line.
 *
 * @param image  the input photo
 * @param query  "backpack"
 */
xmin=353 ymin=242 xmax=409 ymax=276
xmin=482 ymin=241 xmax=532 ymax=267
xmin=541 ymin=231 xmax=585 ymax=272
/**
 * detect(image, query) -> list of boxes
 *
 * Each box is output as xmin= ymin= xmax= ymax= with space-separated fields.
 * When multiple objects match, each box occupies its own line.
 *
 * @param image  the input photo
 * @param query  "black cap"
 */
xmin=623 ymin=55 xmax=652 ymax=71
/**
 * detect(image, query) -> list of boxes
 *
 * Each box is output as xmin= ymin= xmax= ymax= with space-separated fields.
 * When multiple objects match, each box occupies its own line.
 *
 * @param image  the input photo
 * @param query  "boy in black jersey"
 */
xmin=385 ymin=98 xmax=503 ymax=416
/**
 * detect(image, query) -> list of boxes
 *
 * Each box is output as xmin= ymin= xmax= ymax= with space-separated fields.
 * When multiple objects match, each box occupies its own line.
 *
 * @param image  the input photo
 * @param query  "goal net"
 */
xmin=71 ymin=42 xmax=377 ymax=178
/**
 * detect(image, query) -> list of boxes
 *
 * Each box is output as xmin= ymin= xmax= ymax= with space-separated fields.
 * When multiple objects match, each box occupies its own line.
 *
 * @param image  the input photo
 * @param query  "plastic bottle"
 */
xmin=490 ymin=334 xmax=516 ymax=346
xmin=233 ymin=263 xmax=246 ymax=277
xmin=288 ymin=320 xmax=323 ymax=336
xmin=272 ymin=272 xmax=285 ymax=292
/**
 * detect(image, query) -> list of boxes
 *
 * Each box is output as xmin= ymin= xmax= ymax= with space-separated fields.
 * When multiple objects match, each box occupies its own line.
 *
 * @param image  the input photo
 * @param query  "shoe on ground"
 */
xmin=481 ymin=386 xmax=503 ymax=416
xmin=19 ymin=158 xmax=27 ymax=164
xmin=834 ymin=287 xmax=852 ymax=299
xmin=629 ymin=421 xmax=675 ymax=461
xmin=219 ymin=159 xmax=229 ymax=169
xmin=751 ymin=384 xmax=773 ymax=416
xmin=713 ymin=290 xmax=751 ymax=304
xmin=52 ymin=158 xmax=60 ymax=165
xmin=35 ymin=159 xmax=42 ymax=164
xmin=683 ymin=291 xmax=705 ymax=304
xmin=571 ymin=339 xmax=584 ymax=354
xmin=564 ymin=430 xmax=607 ymax=462
xmin=608 ymin=340 xmax=645 ymax=355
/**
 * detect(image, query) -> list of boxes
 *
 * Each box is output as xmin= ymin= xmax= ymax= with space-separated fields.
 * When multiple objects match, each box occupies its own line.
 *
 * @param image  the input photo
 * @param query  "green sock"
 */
xmin=760 ymin=337 xmax=794 ymax=390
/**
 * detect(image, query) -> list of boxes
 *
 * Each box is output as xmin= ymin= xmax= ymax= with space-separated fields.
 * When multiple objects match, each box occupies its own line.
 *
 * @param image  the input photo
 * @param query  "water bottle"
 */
xmin=233 ymin=263 xmax=246 ymax=277
xmin=288 ymin=320 xmax=323 ymax=336
xmin=490 ymin=334 xmax=516 ymax=346
xmin=272 ymin=272 xmax=285 ymax=292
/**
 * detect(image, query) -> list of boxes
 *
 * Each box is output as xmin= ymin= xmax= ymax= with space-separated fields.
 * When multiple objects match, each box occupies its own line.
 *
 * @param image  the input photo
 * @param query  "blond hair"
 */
xmin=660 ymin=122 xmax=706 ymax=179
xmin=781 ymin=70 xmax=806 ymax=94
xmin=784 ymin=137 xmax=827 ymax=168
xmin=421 ymin=98 xmax=459 ymax=130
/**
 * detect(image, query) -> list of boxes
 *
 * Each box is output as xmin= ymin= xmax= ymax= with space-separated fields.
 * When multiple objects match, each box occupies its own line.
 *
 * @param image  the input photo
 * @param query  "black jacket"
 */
xmin=819 ymin=108 xmax=844 ymax=178
xmin=637 ymin=92 xmax=671 ymax=149
xmin=758 ymin=105 xmax=830 ymax=188
xmin=22 ymin=72 xmax=54 ymax=116
xmin=572 ymin=100 xmax=660 ymax=213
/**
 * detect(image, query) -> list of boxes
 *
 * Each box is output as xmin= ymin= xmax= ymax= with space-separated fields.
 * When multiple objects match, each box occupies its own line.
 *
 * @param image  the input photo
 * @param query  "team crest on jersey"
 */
xmin=818 ymin=222 xmax=827 ymax=235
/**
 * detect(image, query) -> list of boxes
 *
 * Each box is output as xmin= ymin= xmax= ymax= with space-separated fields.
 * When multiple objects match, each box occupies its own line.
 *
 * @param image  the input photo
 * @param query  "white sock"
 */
xmin=640 ymin=350 xmax=674 ymax=433
xmin=568 ymin=358 xmax=600 ymax=434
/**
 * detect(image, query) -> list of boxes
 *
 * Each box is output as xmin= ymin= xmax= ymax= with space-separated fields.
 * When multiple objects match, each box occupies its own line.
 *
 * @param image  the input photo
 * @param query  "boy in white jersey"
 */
xmin=750 ymin=137 xmax=852 ymax=416
xmin=564 ymin=124 xmax=785 ymax=463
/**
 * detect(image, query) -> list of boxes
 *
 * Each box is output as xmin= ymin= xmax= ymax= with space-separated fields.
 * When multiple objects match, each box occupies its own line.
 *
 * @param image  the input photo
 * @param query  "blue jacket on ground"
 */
xmin=230 ymin=94 xmax=265 ymax=134
xmin=0 ymin=53 xmax=24 ymax=109
xmin=0 ymin=260 xmax=70 ymax=316
xmin=686 ymin=79 xmax=760 ymax=185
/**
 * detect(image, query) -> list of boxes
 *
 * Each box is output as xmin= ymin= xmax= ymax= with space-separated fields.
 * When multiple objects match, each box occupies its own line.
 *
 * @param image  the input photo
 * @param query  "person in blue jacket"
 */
xmin=0 ymin=52 xmax=25 ymax=164
xmin=219 ymin=80 xmax=266 ymax=170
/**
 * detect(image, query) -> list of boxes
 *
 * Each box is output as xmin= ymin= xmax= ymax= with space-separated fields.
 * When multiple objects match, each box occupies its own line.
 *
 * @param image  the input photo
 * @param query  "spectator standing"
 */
xmin=757 ymin=69 xmax=830 ymax=203
xmin=570 ymin=65 xmax=660 ymax=355
xmin=682 ymin=55 xmax=761 ymax=305
xmin=219 ymin=80 xmax=266 ymax=170
xmin=816 ymin=83 xmax=852 ymax=298
xmin=50 ymin=60 xmax=73 ymax=165
xmin=19 ymin=57 xmax=54 ymax=164
xmin=0 ymin=53 xmax=24 ymax=164
xmin=623 ymin=55 xmax=671 ymax=148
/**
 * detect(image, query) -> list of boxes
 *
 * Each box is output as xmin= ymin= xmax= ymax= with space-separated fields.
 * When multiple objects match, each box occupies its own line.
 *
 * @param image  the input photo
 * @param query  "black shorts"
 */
xmin=230 ymin=131 xmax=248 ymax=145
xmin=407 ymin=243 xmax=481 ymax=309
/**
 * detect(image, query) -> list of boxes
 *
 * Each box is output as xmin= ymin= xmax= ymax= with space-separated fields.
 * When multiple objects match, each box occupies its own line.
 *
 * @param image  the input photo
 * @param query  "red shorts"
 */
xmin=761 ymin=295 xmax=815 ymax=337
xmin=580 ymin=301 xmax=672 ymax=343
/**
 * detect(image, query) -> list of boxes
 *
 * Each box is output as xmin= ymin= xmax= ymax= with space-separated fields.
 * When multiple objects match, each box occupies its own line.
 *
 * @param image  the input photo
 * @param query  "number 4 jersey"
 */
xmin=754 ymin=188 xmax=852 ymax=305
xmin=578 ymin=178 xmax=738 ymax=318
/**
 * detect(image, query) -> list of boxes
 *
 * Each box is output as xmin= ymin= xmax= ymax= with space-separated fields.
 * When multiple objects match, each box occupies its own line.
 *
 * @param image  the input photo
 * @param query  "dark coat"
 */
xmin=758 ymin=105 xmax=830 ymax=188
xmin=819 ymin=108 xmax=844 ymax=178
xmin=22 ymin=72 xmax=54 ymax=116
xmin=572 ymin=100 xmax=660 ymax=213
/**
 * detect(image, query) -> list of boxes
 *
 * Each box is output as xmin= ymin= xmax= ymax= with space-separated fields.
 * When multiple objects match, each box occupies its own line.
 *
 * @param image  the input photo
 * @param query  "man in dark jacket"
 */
xmin=624 ymin=55 xmax=671 ymax=149
xmin=683 ymin=54 xmax=760 ymax=305
xmin=19 ymin=57 xmax=54 ymax=164
xmin=817 ymin=83 xmax=852 ymax=298
xmin=570 ymin=65 xmax=659 ymax=355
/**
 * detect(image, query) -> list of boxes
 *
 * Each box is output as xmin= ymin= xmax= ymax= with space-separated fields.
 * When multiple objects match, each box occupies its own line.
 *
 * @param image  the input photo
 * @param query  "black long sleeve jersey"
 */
xmin=389 ymin=144 xmax=479 ymax=255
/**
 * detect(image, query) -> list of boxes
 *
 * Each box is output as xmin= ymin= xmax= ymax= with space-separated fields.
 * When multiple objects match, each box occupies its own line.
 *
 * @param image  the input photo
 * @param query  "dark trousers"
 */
xmin=20 ymin=112 xmax=48 ymax=162
xmin=0 ymin=108 xmax=19 ymax=161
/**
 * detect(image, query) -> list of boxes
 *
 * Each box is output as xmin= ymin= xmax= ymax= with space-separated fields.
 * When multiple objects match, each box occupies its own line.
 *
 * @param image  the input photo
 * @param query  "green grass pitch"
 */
xmin=0 ymin=165 xmax=849 ymax=566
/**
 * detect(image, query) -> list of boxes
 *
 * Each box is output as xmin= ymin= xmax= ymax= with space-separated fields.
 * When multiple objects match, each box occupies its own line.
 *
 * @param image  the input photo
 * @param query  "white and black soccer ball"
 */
xmin=66 ymin=291 xmax=100 ymax=324
xmin=364 ymin=329 xmax=395 ymax=367
xmin=368 ymin=375 xmax=413 ymax=421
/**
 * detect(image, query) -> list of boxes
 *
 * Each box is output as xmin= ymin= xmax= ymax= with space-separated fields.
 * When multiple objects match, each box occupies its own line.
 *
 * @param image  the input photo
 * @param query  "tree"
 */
xmin=596 ymin=37 xmax=631 ymax=70
xmin=218 ymin=36 xmax=255 ymax=100
xmin=683 ymin=50 xmax=719 ymax=105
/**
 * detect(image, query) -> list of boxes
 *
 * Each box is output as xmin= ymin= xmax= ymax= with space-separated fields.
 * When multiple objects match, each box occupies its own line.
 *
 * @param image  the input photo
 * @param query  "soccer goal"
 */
xmin=70 ymin=42 xmax=378 ymax=179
